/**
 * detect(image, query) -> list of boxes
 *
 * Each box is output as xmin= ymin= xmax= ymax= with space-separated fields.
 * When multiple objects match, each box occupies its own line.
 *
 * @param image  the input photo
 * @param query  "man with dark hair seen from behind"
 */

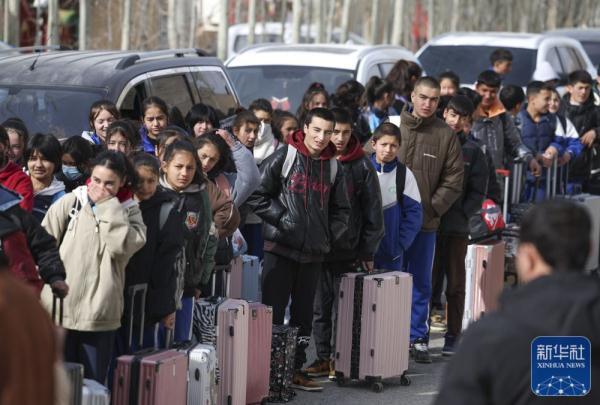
xmin=490 ymin=48 xmax=513 ymax=77
xmin=435 ymin=199 xmax=600 ymax=405
xmin=398 ymin=76 xmax=464 ymax=363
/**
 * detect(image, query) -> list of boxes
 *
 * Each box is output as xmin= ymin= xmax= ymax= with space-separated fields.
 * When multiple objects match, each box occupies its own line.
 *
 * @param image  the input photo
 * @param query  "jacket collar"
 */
xmin=400 ymin=105 xmax=438 ymax=130
xmin=369 ymin=154 xmax=397 ymax=173
xmin=477 ymin=98 xmax=506 ymax=119
xmin=159 ymin=175 xmax=202 ymax=194
xmin=33 ymin=177 xmax=65 ymax=197
xmin=338 ymin=135 xmax=364 ymax=162
xmin=289 ymin=130 xmax=337 ymax=160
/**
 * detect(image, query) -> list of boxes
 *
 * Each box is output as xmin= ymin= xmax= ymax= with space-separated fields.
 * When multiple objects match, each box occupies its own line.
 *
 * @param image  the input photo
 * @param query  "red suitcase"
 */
xmin=137 ymin=350 xmax=188 ymax=405
xmin=462 ymin=240 xmax=505 ymax=330
xmin=246 ymin=302 xmax=273 ymax=405
xmin=335 ymin=271 xmax=412 ymax=392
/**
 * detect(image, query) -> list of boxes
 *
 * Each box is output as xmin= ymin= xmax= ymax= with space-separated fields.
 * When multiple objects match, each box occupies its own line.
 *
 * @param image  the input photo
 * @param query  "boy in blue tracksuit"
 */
xmin=517 ymin=81 xmax=583 ymax=201
xmin=370 ymin=122 xmax=423 ymax=270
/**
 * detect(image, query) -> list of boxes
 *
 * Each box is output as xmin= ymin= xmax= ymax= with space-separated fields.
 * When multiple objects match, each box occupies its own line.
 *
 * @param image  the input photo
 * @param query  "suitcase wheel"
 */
xmin=400 ymin=374 xmax=411 ymax=386
xmin=260 ymin=399 xmax=268 ymax=405
xmin=336 ymin=375 xmax=347 ymax=387
xmin=371 ymin=382 xmax=384 ymax=393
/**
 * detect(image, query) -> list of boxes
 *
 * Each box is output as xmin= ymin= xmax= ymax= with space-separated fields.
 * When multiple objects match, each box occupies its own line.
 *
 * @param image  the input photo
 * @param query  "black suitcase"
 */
xmin=269 ymin=325 xmax=298 ymax=402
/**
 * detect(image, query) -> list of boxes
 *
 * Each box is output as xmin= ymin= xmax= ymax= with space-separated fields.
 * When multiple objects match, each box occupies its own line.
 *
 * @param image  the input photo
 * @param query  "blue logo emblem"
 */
xmin=531 ymin=336 xmax=591 ymax=396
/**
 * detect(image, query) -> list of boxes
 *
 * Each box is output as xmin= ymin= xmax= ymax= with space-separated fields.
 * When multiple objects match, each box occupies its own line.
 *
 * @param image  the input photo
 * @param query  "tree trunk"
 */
xmin=217 ymin=0 xmax=228 ymax=59
xmin=370 ymin=0 xmax=380 ymax=44
xmin=121 ymin=0 xmax=132 ymax=49
xmin=340 ymin=0 xmax=351 ymax=42
xmin=325 ymin=0 xmax=335 ymax=43
xmin=292 ymin=0 xmax=302 ymax=43
xmin=47 ymin=0 xmax=59 ymax=46
xmin=248 ymin=0 xmax=256 ymax=45
xmin=390 ymin=0 xmax=403 ymax=45
xmin=3 ymin=0 xmax=19 ymax=46
xmin=450 ymin=0 xmax=459 ymax=32
xmin=189 ymin=0 xmax=198 ymax=48
xmin=79 ymin=0 xmax=88 ymax=50
xmin=427 ymin=0 xmax=433 ymax=39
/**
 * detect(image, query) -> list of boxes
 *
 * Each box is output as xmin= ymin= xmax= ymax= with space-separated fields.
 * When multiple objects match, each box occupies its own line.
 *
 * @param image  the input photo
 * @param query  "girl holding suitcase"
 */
xmin=40 ymin=151 xmax=147 ymax=383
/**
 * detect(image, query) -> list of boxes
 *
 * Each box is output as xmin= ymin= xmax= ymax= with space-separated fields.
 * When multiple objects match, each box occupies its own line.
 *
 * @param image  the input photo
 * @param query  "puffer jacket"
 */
xmin=439 ymin=132 xmax=489 ymax=236
xmin=246 ymin=130 xmax=351 ymax=263
xmin=398 ymin=108 xmax=464 ymax=231
xmin=562 ymin=93 xmax=600 ymax=179
xmin=40 ymin=186 xmax=147 ymax=331
xmin=471 ymin=99 xmax=533 ymax=170
xmin=160 ymin=177 xmax=218 ymax=296
xmin=328 ymin=135 xmax=384 ymax=262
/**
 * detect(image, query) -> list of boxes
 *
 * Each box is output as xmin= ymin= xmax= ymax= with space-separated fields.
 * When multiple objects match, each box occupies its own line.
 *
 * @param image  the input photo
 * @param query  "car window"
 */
xmin=119 ymin=82 xmax=147 ymax=121
xmin=557 ymin=47 xmax=581 ymax=73
xmin=569 ymin=47 xmax=585 ymax=70
xmin=418 ymin=45 xmax=537 ymax=86
xmin=0 ymin=86 xmax=106 ymax=140
xmin=228 ymin=66 xmax=354 ymax=112
xmin=191 ymin=69 xmax=238 ymax=117
xmin=581 ymin=41 xmax=600 ymax=67
xmin=380 ymin=63 xmax=396 ymax=77
xmin=149 ymin=74 xmax=194 ymax=118
xmin=366 ymin=64 xmax=381 ymax=79
xmin=546 ymin=47 xmax=564 ymax=75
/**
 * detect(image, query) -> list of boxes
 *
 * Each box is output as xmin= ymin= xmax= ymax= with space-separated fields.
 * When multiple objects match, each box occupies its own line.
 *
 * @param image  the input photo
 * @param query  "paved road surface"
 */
xmin=293 ymin=332 xmax=450 ymax=405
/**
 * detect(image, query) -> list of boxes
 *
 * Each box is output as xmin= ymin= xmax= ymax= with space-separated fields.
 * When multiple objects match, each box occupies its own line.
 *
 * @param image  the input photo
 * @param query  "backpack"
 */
xmin=281 ymin=145 xmax=338 ymax=184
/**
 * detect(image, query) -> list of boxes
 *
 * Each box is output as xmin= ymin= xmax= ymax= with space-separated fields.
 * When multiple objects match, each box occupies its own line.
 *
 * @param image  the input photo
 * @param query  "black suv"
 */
xmin=0 ymin=48 xmax=240 ymax=138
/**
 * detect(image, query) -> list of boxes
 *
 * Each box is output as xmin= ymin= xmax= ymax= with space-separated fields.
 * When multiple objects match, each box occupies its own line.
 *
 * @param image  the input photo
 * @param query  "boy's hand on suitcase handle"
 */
xmin=50 ymin=280 xmax=69 ymax=299
xmin=529 ymin=158 xmax=542 ymax=177
xmin=361 ymin=261 xmax=374 ymax=273
xmin=162 ymin=312 xmax=176 ymax=330
xmin=542 ymin=147 xmax=558 ymax=168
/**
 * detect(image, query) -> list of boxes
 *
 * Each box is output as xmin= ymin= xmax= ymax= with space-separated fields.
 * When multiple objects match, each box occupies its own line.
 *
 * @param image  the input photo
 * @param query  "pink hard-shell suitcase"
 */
xmin=462 ymin=240 xmax=505 ymax=330
xmin=246 ymin=302 xmax=273 ymax=405
xmin=228 ymin=256 xmax=243 ymax=298
xmin=335 ymin=271 xmax=412 ymax=392
xmin=137 ymin=349 xmax=188 ymax=405
xmin=216 ymin=299 xmax=249 ymax=405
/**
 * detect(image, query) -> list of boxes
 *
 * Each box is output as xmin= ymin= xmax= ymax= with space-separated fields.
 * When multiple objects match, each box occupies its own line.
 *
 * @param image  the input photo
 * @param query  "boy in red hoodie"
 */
xmin=246 ymin=108 xmax=351 ymax=391
xmin=304 ymin=108 xmax=384 ymax=380
xmin=0 ymin=126 xmax=33 ymax=212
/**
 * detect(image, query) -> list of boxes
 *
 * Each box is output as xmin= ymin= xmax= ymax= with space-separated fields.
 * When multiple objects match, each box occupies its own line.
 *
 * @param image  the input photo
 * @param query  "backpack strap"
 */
xmin=159 ymin=201 xmax=175 ymax=231
xmin=281 ymin=145 xmax=297 ymax=179
xmin=59 ymin=198 xmax=81 ymax=246
xmin=396 ymin=163 xmax=407 ymax=208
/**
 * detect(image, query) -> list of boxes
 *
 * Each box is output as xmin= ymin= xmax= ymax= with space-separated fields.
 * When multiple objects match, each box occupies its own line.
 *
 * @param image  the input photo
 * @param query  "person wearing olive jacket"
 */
xmin=246 ymin=108 xmax=350 ymax=392
xmin=398 ymin=76 xmax=464 ymax=364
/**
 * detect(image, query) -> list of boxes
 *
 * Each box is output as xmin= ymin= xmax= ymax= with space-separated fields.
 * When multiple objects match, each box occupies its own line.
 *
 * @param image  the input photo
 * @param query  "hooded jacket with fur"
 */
xmin=246 ymin=130 xmax=351 ymax=263
xmin=0 ymin=161 xmax=33 ymax=212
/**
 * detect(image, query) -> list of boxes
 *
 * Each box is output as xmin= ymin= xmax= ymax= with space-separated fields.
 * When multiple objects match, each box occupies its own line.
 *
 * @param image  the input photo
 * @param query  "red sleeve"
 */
xmin=13 ymin=175 xmax=33 ymax=212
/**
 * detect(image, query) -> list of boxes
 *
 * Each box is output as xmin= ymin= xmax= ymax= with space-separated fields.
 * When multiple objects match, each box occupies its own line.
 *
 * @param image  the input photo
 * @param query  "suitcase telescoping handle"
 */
xmin=545 ymin=156 xmax=559 ymax=199
xmin=211 ymin=264 xmax=231 ymax=297
xmin=52 ymin=294 xmax=64 ymax=326
xmin=496 ymin=169 xmax=510 ymax=220
xmin=127 ymin=283 xmax=148 ymax=351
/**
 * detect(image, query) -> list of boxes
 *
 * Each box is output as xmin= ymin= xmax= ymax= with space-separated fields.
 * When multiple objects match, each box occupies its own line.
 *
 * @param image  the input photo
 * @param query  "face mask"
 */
xmin=258 ymin=122 xmax=272 ymax=141
xmin=62 ymin=165 xmax=82 ymax=181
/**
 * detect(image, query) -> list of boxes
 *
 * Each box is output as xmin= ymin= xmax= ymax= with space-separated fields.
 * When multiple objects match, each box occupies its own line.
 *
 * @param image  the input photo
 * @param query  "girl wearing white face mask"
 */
xmin=56 ymin=136 xmax=94 ymax=192
xmin=248 ymin=98 xmax=283 ymax=165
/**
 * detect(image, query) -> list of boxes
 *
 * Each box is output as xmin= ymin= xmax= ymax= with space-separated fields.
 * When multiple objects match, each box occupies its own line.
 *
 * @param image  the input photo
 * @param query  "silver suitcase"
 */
xmin=187 ymin=343 xmax=218 ymax=405
xmin=241 ymin=255 xmax=261 ymax=301
xmin=81 ymin=379 xmax=109 ymax=405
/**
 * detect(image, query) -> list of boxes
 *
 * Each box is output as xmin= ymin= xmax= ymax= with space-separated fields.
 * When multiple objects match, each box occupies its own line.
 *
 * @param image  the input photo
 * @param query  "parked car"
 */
xmin=417 ymin=32 xmax=596 ymax=87
xmin=228 ymin=22 xmax=367 ymax=57
xmin=226 ymin=43 xmax=420 ymax=111
xmin=545 ymin=28 xmax=600 ymax=67
xmin=0 ymin=49 xmax=240 ymax=139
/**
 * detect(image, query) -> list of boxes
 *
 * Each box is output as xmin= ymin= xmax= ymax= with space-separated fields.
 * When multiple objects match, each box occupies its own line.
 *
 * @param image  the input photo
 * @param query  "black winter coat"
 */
xmin=562 ymin=94 xmax=600 ymax=179
xmin=435 ymin=272 xmax=600 ymax=405
xmin=246 ymin=131 xmax=351 ymax=263
xmin=328 ymin=135 xmax=384 ymax=262
xmin=124 ymin=190 xmax=184 ymax=325
xmin=439 ymin=132 xmax=488 ymax=236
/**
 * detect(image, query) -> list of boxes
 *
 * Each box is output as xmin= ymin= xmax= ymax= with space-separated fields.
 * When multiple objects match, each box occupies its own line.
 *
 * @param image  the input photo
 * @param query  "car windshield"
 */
xmin=0 ymin=86 xmax=106 ymax=139
xmin=228 ymin=66 xmax=354 ymax=111
xmin=419 ymin=45 xmax=538 ymax=86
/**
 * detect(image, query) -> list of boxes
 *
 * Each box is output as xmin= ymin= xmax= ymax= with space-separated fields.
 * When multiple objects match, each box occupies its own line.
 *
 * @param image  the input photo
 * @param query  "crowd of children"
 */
xmin=2 ymin=48 xmax=600 ymax=403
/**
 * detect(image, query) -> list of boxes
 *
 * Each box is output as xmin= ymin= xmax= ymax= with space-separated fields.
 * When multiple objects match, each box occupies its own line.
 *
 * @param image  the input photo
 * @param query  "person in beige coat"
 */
xmin=40 ymin=151 xmax=146 ymax=384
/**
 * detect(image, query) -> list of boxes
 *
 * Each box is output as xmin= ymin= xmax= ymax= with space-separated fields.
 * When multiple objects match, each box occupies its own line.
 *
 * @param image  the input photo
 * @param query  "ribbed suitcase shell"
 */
xmin=112 ymin=349 xmax=160 ymax=405
xmin=187 ymin=344 xmax=218 ymax=405
xmin=246 ymin=302 xmax=273 ymax=404
xmin=64 ymin=362 xmax=83 ymax=405
xmin=335 ymin=271 xmax=412 ymax=381
xmin=241 ymin=255 xmax=261 ymax=301
xmin=462 ymin=240 xmax=505 ymax=330
xmin=137 ymin=350 xmax=187 ymax=405
xmin=82 ymin=378 xmax=109 ymax=405
xmin=216 ymin=299 xmax=249 ymax=405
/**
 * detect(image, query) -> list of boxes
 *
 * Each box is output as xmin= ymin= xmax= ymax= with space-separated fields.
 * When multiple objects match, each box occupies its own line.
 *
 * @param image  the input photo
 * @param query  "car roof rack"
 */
xmin=115 ymin=48 xmax=207 ymax=70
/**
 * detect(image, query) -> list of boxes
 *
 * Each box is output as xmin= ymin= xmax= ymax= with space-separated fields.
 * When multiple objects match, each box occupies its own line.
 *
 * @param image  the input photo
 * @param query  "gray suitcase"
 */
xmin=64 ymin=362 xmax=83 ymax=405
xmin=241 ymin=255 xmax=261 ymax=301
xmin=186 ymin=344 xmax=218 ymax=405
xmin=81 ymin=378 xmax=110 ymax=405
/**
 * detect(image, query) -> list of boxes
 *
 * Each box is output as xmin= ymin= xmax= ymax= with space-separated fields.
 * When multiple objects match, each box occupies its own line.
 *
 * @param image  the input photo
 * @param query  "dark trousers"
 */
xmin=312 ymin=261 xmax=353 ymax=361
xmin=431 ymin=234 xmax=468 ymax=337
xmin=261 ymin=251 xmax=321 ymax=370
xmin=64 ymin=329 xmax=116 ymax=384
